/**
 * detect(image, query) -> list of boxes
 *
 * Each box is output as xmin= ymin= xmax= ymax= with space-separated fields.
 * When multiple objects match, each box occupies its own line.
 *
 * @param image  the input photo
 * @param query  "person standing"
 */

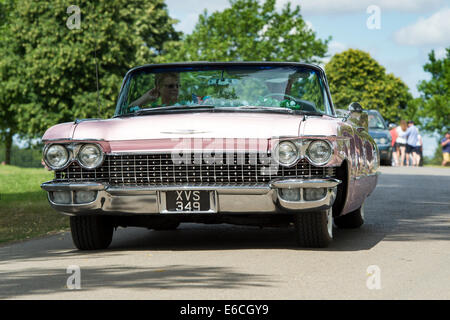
xmin=396 ymin=120 xmax=408 ymax=166
xmin=389 ymin=123 xmax=399 ymax=166
xmin=442 ymin=132 xmax=450 ymax=166
xmin=416 ymin=134 xmax=423 ymax=167
xmin=405 ymin=120 xmax=420 ymax=166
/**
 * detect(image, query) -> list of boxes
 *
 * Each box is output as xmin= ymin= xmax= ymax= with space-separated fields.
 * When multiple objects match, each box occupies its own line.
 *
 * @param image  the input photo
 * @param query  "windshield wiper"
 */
xmin=234 ymin=106 xmax=324 ymax=116
xmin=115 ymin=105 xmax=215 ymax=117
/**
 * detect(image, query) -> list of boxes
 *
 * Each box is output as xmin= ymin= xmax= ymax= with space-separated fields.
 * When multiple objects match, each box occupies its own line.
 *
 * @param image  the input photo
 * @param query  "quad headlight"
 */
xmin=44 ymin=144 xmax=69 ymax=169
xmin=77 ymin=144 xmax=104 ymax=169
xmin=275 ymin=141 xmax=299 ymax=166
xmin=306 ymin=140 xmax=332 ymax=165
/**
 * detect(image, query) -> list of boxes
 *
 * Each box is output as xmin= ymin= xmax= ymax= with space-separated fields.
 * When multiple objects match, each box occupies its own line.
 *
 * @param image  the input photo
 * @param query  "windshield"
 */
xmin=115 ymin=65 xmax=333 ymax=116
xmin=368 ymin=112 xmax=386 ymax=129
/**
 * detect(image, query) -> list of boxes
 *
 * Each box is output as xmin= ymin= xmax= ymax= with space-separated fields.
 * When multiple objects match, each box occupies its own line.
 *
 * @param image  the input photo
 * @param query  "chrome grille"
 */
xmin=54 ymin=153 xmax=336 ymax=186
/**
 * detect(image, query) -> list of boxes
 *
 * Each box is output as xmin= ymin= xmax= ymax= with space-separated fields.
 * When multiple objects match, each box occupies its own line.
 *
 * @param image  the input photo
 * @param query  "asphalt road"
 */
xmin=1 ymin=166 xmax=449 ymax=299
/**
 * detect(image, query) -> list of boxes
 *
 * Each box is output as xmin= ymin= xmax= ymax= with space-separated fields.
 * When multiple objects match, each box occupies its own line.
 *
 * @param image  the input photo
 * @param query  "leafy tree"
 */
xmin=416 ymin=48 xmax=449 ymax=136
xmin=325 ymin=49 xmax=413 ymax=124
xmin=162 ymin=0 xmax=329 ymax=63
xmin=0 ymin=0 xmax=180 ymax=147
xmin=0 ymin=0 xmax=21 ymax=164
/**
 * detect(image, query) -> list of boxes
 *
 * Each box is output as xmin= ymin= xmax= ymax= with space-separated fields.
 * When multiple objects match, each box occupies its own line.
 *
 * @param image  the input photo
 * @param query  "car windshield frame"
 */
xmin=114 ymin=62 xmax=335 ymax=117
xmin=367 ymin=111 xmax=387 ymax=130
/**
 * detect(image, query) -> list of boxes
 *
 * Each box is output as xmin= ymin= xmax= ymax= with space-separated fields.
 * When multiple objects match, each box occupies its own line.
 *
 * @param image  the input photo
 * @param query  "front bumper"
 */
xmin=41 ymin=178 xmax=341 ymax=216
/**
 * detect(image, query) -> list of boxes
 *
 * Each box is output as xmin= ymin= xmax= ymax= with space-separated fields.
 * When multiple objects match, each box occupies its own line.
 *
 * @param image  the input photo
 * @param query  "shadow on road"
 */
xmin=0 ymin=264 xmax=272 ymax=299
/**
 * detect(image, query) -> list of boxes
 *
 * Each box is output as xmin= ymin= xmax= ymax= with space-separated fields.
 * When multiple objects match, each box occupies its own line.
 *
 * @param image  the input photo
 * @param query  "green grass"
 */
xmin=0 ymin=165 xmax=69 ymax=244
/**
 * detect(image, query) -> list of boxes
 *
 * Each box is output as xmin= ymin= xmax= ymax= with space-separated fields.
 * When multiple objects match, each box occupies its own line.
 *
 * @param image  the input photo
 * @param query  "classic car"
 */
xmin=367 ymin=110 xmax=392 ymax=166
xmin=41 ymin=62 xmax=379 ymax=250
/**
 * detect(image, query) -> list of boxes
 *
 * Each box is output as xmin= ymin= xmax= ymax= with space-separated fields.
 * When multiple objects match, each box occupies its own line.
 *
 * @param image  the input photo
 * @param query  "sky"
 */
xmin=165 ymin=0 xmax=450 ymax=156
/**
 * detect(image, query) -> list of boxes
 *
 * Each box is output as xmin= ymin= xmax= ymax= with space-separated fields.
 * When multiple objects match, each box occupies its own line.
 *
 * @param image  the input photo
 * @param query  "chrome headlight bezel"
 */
xmin=43 ymin=144 xmax=70 ymax=170
xmin=274 ymin=140 xmax=300 ymax=167
xmin=306 ymin=140 xmax=333 ymax=166
xmin=76 ymin=143 xmax=105 ymax=169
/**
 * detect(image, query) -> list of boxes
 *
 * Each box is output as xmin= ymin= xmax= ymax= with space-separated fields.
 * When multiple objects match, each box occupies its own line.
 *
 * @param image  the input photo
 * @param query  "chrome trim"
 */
xmin=269 ymin=178 xmax=341 ymax=189
xmin=277 ymin=187 xmax=337 ymax=211
xmin=41 ymin=181 xmax=106 ymax=191
xmin=41 ymin=178 xmax=341 ymax=215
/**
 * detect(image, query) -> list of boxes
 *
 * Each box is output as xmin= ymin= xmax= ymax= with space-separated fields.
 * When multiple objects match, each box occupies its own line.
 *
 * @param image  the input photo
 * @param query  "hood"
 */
xmin=44 ymin=112 xmax=304 ymax=141
xmin=369 ymin=128 xmax=390 ymax=138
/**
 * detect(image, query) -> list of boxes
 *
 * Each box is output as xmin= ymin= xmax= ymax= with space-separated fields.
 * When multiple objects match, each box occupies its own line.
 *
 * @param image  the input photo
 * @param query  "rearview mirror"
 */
xmin=348 ymin=102 xmax=363 ymax=113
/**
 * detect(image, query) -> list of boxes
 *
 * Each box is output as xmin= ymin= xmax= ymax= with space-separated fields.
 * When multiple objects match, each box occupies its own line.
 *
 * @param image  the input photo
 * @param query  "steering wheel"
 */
xmin=262 ymin=93 xmax=298 ymax=101
xmin=262 ymin=93 xmax=317 ymax=112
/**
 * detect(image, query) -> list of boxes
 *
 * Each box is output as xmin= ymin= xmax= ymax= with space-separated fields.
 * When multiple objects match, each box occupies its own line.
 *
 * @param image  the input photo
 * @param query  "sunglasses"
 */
xmin=163 ymin=84 xmax=180 ymax=89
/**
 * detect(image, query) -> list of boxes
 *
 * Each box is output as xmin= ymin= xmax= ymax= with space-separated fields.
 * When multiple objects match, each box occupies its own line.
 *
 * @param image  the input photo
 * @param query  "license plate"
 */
xmin=164 ymin=190 xmax=211 ymax=212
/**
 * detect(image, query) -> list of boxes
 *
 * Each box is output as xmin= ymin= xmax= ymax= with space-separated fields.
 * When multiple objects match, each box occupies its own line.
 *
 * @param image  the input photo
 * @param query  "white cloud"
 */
xmin=165 ymin=0 xmax=230 ymax=33
xmin=434 ymin=47 xmax=448 ymax=59
xmin=276 ymin=0 xmax=444 ymax=14
xmin=394 ymin=8 xmax=450 ymax=46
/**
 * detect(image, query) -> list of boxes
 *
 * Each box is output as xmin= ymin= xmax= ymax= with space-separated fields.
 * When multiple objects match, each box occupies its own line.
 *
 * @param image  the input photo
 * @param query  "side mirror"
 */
xmin=348 ymin=102 xmax=363 ymax=113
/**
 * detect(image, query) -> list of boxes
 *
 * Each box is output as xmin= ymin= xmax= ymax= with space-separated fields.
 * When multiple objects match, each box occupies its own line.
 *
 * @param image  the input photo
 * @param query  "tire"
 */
xmin=294 ymin=208 xmax=333 ymax=248
xmin=334 ymin=204 xmax=365 ymax=229
xmin=151 ymin=220 xmax=180 ymax=231
xmin=70 ymin=215 xmax=114 ymax=250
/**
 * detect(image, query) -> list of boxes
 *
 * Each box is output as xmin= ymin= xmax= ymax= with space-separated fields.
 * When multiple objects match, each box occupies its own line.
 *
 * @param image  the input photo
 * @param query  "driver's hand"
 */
xmin=145 ymin=87 xmax=159 ymax=101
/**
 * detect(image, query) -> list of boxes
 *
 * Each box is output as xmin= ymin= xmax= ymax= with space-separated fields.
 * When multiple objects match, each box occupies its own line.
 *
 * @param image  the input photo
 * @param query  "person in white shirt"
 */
xmin=396 ymin=120 xmax=408 ymax=166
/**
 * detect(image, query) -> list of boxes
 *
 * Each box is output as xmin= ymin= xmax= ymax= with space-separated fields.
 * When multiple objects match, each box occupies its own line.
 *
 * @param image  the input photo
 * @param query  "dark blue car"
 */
xmin=367 ymin=110 xmax=392 ymax=166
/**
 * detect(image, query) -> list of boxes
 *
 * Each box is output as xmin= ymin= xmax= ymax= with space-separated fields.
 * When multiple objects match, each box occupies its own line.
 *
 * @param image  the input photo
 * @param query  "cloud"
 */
xmin=393 ymin=8 xmax=450 ymax=46
xmin=276 ymin=0 xmax=444 ymax=15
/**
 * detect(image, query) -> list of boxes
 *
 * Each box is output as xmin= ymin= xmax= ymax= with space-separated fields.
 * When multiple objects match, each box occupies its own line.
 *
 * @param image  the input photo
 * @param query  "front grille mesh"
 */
xmin=54 ymin=153 xmax=335 ymax=186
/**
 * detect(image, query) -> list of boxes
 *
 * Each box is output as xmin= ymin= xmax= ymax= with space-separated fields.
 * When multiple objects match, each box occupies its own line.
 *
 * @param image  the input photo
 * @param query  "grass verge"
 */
xmin=0 ymin=165 xmax=69 ymax=245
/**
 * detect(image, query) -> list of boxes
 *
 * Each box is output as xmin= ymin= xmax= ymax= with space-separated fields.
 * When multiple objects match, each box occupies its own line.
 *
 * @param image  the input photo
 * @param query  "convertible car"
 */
xmin=41 ymin=62 xmax=379 ymax=249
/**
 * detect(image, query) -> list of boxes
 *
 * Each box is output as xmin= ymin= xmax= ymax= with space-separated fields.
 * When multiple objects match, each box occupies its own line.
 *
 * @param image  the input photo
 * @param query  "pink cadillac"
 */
xmin=41 ymin=62 xmax=379 ymax=250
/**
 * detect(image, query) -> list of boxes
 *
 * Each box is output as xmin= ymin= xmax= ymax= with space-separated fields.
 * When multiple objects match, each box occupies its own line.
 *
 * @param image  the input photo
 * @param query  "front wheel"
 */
xmin=334 ymin=204 xmax=365 ymax=229
xmin=294 ymin=208 xmax=333 ymax=248
xmin=70 ymin=216 xmax=114 ymax=250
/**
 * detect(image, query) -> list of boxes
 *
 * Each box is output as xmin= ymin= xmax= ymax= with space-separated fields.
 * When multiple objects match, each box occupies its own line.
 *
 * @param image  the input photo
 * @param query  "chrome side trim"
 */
xmin=269 ymin=178 xmax=341 ymax=189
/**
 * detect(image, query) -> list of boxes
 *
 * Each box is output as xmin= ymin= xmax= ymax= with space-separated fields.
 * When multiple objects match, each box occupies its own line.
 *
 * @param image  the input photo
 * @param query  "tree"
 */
xmin=162 ymin=0 xmax=329 ymax=63
xmin=0 ymin=0 xmax=180 ymax=145
xmin=0 ymin=0 xmax=21 ymax=164
xmin=416 ymin=48 xmax=449 ymax=136
xmin=325 ymin=49 xmax=413 ymax=124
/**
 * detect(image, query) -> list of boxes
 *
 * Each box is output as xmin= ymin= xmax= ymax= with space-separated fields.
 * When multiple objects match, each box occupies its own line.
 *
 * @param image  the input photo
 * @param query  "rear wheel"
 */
xmin=294 ymin=208 xmax=333 ymax=248
xmin=70 ymin=216 xmax=114 ymax=250
xmin=334 ymin=204 xmax=365 ymax=229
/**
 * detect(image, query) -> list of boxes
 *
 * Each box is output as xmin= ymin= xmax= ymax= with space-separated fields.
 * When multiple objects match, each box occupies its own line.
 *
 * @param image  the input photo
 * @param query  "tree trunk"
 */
xmin=4 ymin=130 xmax=13 ymax=165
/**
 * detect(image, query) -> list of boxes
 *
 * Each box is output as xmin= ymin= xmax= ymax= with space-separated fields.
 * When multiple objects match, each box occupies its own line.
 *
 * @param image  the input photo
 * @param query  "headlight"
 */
xmin=77 ymin=144 xmax=104 ymax=169
xmin=275 ymin=141 xmax=299 ymax=166
xmin=44 ymin=144 xmax=69 ymax=169
xmin=306 ymin=140 xmax=332 ymax=165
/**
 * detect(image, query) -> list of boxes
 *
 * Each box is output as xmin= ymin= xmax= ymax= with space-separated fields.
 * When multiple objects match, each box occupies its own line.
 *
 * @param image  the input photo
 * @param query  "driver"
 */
xmin=130 ymin=72 xmax=180 ymax=107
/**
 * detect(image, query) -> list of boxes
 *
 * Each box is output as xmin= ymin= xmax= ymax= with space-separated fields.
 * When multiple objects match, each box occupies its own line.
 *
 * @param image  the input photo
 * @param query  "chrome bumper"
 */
xmin=41 ymin=178 xmax=341 ymax=215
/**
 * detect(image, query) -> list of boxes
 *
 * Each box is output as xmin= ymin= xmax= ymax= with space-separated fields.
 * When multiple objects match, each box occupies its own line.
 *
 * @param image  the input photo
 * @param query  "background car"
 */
xmin=367 ymin=110 xmax=392 ymax=166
